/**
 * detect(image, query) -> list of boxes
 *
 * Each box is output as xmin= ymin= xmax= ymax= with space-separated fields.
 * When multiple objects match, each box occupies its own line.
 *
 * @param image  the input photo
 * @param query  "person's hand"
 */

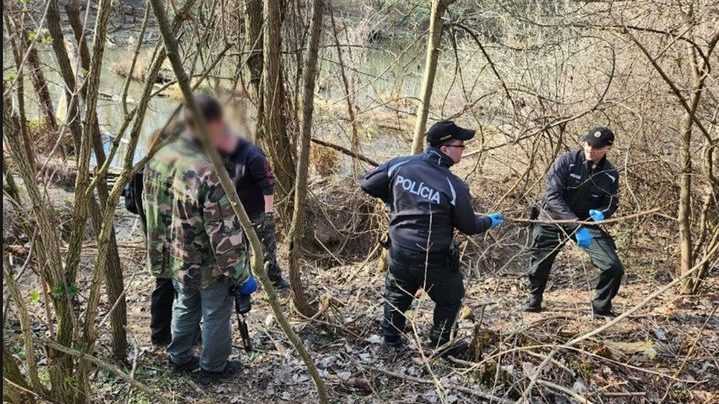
xmin=488 ymin=212 xmax=504 ymax=229
xmin=575 ymin=227 xmax=592 ymax=248
xmin=589 ymin=209 xmax=604 ymax=222
xmin=237 ymin=276 xmax=257 ymax=296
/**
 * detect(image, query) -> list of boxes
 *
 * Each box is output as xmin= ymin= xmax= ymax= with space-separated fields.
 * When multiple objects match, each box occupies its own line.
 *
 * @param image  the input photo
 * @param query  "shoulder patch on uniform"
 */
xmin=388 ymin=160 xmax=410 ymax=177
xmin=446 ymin=177 xmax=456 ymax=206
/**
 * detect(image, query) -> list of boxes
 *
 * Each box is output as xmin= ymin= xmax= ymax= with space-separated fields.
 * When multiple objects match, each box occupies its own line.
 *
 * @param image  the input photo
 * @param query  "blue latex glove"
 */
xmin=589 ymin=209 xmax=604 ymax=222
xmin=575 ymin=227 xmax=593 ymax=248
xmin=238 ymin=276 xmax=257 ymax=295
xmin=488 ymin=212 xmax=504 ymax=229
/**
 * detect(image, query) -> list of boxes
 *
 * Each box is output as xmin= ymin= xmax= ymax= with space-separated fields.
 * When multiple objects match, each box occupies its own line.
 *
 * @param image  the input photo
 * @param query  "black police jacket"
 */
xmin=360 ymin=147 xmax=492 ymax=254
xmin=543 ymin=149 xmax=619 ymax=221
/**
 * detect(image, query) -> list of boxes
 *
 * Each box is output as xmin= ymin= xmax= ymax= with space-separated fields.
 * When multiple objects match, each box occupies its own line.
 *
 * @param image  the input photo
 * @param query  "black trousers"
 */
xmin=150 ymin=278 xmax=175 ymax=346
xmin=383 ymin=246 xmax=463 ymax=346
xmin=527 ymin=224 xmax=624 ymax=312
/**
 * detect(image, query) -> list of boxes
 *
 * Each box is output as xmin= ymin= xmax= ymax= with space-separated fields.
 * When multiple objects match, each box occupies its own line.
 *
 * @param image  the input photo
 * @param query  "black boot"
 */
xmin=269 ymin=273 xmax=289 ymax=290
xmin=592 ymin=303 xmax=617 ymax=318
xmin=197 ymin=360 xmax=242 ymax=386
xmin=522 ymin=294 xmax=543 ymax=312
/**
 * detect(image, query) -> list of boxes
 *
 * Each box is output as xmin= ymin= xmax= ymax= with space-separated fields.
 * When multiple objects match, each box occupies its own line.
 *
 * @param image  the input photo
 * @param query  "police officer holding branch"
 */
xmin=524 ymin=127 xmax=623 ymax=317
xmin=361 ymin=120 xmax=504 ymax=349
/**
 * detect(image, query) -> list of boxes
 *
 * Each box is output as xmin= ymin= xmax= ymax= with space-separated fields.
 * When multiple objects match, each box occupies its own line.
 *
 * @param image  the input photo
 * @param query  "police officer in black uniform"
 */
xmin=360 ymin=121 xmax=504 ymax=348
xmin=524 ymin=127 xmax=623 ymax=317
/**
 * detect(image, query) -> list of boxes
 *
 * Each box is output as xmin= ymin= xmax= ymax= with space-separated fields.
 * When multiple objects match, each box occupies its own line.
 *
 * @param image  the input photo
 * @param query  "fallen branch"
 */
xmin=537 ymin=379 xmax=593 ymax=404
xmin=506 ymin=207 xmax=664 ymax=226
xmin=311 ymin=137 xmax=379 ymax=167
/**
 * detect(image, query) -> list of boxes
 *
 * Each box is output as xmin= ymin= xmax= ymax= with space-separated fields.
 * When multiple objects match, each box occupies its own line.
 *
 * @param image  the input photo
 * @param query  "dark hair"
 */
xmin=183 ymin=94 xmax=223 ymax=128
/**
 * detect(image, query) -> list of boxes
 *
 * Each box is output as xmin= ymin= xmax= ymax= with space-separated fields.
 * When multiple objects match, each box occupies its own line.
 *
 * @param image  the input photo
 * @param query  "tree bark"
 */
xmin=679 ymin=42 xmax=709 ymax=292
xmin=5 ymin=13 xmax=37 ymax=172
xmin=262 ymin=0 xmax=296 ymax=224
xmin=2 ymin=342 xmax=32 ymax=404
xmin=4 ymin=89 xmax=76 ymax=404
xmin=244 ymin=0 xmax=264 ymax=98
xmin=288 ymin=0 xmax=324 ymax=318
xmin=410 ymin=0 xmax=454 ymax=154
xmin=149 ymin=0 xmax=329 ymax=400
xmin=65 ymin=0 xmax=128 ymax=362
xmin=328 ymin=7 xmax=361 ymax=174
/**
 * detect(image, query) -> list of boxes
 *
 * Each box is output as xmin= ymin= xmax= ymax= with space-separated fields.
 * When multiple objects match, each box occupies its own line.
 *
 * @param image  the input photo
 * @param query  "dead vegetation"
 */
xmin=3 ymin=0 xmax=718 ymax=402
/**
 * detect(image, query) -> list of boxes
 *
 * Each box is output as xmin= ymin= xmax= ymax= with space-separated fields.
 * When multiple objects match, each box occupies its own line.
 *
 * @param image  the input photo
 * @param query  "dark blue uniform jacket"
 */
xmin=543 ymin=149 xmax=619 ymax=221
xmin=360 ymin=147 xmax=492 ymax=254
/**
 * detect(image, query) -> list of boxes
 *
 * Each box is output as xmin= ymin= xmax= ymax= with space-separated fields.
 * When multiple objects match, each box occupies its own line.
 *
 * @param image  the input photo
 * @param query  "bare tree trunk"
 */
xmin=2 ymin=342 xmax=32 ymax=404
xmin=328 ymin=7 xmax=361 ymax=175
xmin=65 ymin=0 xmax=128 ymax=362
xmin=410 ymin=0 xmax=454 ymax=154
xmin=262 ymin=0 xmax=296 ymax=224
xmin=5 ymin=1 xmax=63 ymax=149
xmin=148 ymin=1 xmax=329 ymax=401
xmin=244 ymin=0 xmax=264 ymax=97
xmin=24 ymin=37 xmax=59 ymax=131
xmin=679 ymin=42 xmax=710 ymax=292
xmin=288 ymin=0 xmax=324 ymax=318
xmin=5 ymin=14 xmax=37 ymax=172
xmin=4 ymin=89 xmax=77 ymax=404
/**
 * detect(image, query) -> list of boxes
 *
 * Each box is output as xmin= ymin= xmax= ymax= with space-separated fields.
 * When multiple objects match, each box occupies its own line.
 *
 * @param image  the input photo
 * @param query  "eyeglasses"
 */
xmin=443 ymin=144 xmax=466 ymax=149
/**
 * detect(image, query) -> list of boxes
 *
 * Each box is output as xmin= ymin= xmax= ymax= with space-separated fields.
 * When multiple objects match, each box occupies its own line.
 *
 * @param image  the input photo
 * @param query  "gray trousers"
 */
xmin=527 ymin=224 xmax=624 ymax=312
xmin=168 ymin=279 xmax=232 ymax=372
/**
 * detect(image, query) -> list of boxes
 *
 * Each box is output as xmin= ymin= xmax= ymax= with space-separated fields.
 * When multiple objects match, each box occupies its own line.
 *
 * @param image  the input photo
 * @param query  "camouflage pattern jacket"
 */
xmin=142 ymin=134 xmax=250 ymax=289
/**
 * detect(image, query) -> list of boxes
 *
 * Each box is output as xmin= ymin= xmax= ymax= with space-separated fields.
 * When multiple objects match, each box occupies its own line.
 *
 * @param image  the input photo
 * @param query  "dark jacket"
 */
xmin=360 ymin=147 xmax=492 ymax=254
xmin=543 ymin=149 xmax=619 ymax=221
xmin=123 ymin=169 xmax=146 ymax=229
xmin=223 ymin=138 xmax=275 ymax=218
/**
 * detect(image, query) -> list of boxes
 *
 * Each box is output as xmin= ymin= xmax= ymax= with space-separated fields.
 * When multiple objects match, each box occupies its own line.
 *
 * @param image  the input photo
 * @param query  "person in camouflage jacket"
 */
xmin=143 ymin=94 xmax=256 ymax=384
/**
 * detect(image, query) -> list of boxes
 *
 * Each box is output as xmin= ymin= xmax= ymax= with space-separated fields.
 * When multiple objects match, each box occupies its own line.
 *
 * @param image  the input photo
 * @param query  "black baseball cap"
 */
xmin=426 ymin=120 xmax=475 ymax=146
xmin=583 ymin=127 xmax=615 ymax=147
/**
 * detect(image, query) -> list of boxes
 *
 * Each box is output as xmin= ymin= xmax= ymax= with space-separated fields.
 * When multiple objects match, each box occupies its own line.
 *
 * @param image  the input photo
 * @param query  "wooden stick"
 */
xmin=506 ymin=207 xmax=664 ymax=226
xmin=311 ymin=137 xmax=379 ymax=167
xmin=538 ymin=379 xmax=594 ymax=404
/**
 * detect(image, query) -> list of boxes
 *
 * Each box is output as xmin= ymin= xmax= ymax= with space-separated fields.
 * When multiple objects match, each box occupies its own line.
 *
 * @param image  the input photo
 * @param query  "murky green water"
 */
xmin=5 ymin=38 xmax=474 ymax=169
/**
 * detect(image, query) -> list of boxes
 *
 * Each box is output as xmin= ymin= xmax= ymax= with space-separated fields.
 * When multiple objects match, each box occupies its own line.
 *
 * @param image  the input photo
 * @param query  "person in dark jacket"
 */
xmin=360 ymin=120 xmax=504 ymax=348
xmin=223 ymin=135 xmax=289 ymax=290
xmin=524 ymin=127 xmax=623 ymax=317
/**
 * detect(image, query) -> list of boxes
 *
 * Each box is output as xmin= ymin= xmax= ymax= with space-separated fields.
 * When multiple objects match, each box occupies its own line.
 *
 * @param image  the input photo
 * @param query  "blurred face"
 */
xmin=440 ymin=140 xmax=466 ymax=164
xmin=583 ymin=142 xmax=610 ymax=162
xmin=206 ymin=119 xmax=236 ymax=153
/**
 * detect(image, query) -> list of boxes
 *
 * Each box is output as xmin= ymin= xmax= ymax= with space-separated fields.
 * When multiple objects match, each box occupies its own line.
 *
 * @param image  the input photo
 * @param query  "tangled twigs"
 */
xmin=368 ymin=366 xmax=515 ymax=404
xmin=36 ymin=338 xmax=171 ymax=404
xmin=518 ymin=234 xmax=719 ymax=403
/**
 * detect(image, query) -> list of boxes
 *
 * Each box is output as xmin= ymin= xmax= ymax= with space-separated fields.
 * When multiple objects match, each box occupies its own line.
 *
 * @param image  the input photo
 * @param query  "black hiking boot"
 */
xmin=168 ymin=356 xmax=199 ymax=373
xmin=271 ymin=276 xmax=290 ymax=290
xmin=433 ymin=340 xmax=470 ymax=360
xmin=197 ymin=360 xmax=242 ymax=386
xmin=522 ymin=295 xmax=543 ymax=313
xmin=592 ymin=306 xmax=617 ymax=318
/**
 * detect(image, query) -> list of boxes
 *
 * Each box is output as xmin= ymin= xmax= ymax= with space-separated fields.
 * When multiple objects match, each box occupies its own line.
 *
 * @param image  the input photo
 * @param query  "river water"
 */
xmin=5 ymin=38 xmax=473 ymax=170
